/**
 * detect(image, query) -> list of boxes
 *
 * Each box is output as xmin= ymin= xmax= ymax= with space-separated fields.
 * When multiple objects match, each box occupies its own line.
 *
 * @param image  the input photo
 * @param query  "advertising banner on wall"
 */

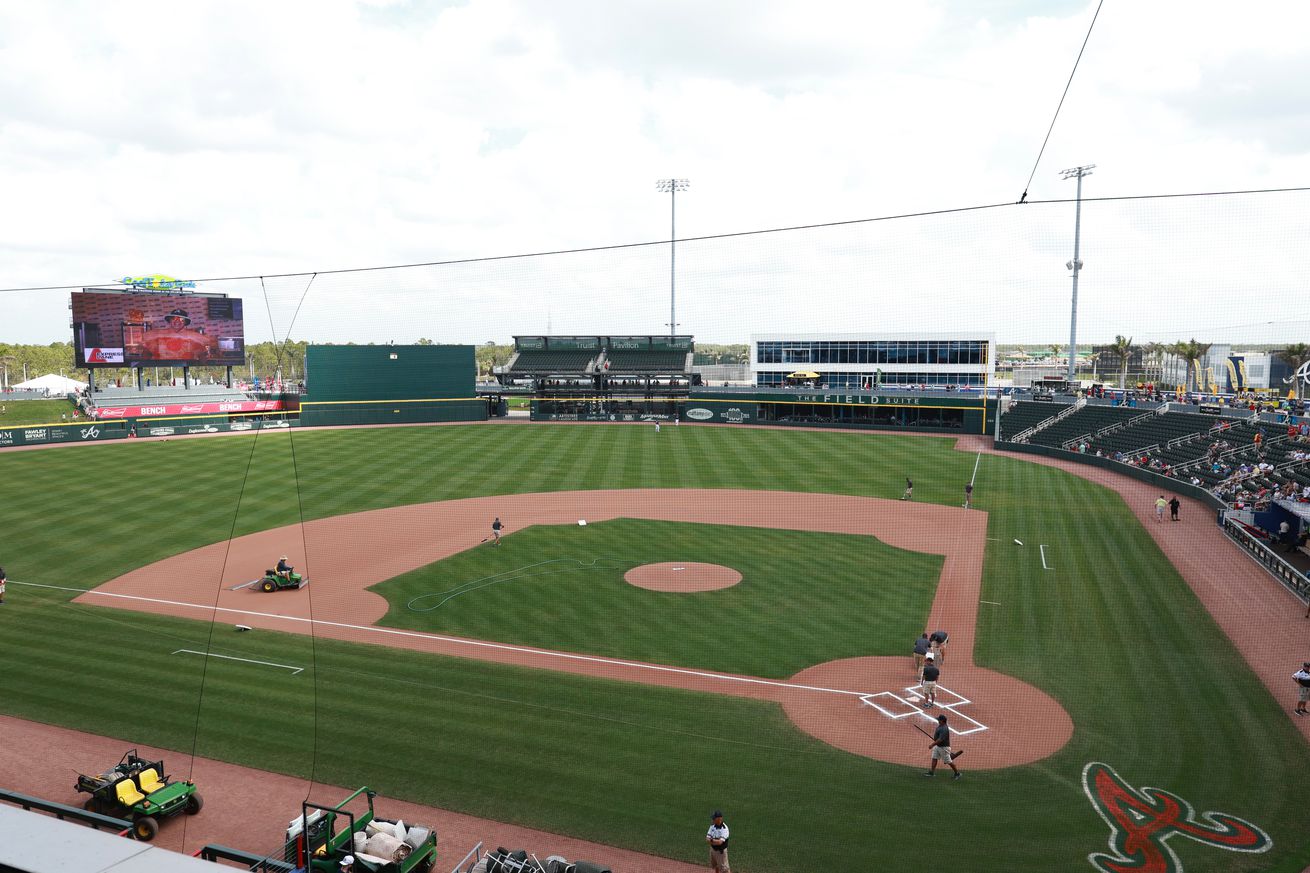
xmin=89 ymin=399 xmax=285 ymax=420
xmin=72 ymin=291 xmax=246 ymax=367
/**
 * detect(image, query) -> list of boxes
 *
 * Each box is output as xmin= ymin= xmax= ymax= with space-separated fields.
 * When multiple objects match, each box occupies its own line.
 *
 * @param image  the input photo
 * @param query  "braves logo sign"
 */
xmin=1284 ymin=360 xmax=1310 ymax=388
xmin=1082 ymin=763 xmax=1270 ymax=872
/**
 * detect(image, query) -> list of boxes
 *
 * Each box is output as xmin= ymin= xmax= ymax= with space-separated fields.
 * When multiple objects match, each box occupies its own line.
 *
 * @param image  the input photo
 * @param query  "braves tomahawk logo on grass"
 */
xmin=1082 ymin=762 xmax=1270 ymax=872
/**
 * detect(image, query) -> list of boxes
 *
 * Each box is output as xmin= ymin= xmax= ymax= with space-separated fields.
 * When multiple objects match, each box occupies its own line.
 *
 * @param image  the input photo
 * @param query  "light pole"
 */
xmin=656 ymin=178 xmax=689 ymax=338
xmin=1061 ymin=164 xmax=1094 ymax=384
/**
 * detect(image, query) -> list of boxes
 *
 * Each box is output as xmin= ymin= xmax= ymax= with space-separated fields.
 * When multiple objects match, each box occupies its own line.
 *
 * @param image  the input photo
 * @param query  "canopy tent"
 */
xmin=11 ymin=373 xmax=85 ymax=395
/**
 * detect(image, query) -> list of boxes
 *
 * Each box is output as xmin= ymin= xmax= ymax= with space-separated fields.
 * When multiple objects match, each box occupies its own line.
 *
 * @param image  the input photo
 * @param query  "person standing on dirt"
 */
xmin=491 ymin=517 xmax=504 ymax=546
xmin=1168 ymin=496 xmax=1180 ymax=522
xmin=1294 ymin=663 xmax=1310 ymax=716
xmin=920 ymin=652 xmax=940 ymax=708
xmin=706 ymin=810 xmax=731 ymax=871
xmin=929 ymin=629 xmax=949 ymax=665
xmin=913 ymin=633 xmax=931 ymax=677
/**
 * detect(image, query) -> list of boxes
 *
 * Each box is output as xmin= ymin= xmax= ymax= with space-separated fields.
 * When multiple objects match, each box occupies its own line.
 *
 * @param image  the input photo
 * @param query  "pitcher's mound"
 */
xmin=625 ymin=562 xmax=742 ymax=592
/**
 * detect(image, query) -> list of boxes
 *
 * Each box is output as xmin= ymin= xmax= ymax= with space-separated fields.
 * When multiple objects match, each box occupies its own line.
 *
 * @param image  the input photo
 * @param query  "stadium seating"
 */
xmin=603 ymin=350 xmax=689 ymax=373
xmin=998 ymin=401 xmax=1063 ymax=441
xmin=1026 ymin=405 xmax=1143 ymax=449
xmin=507 ymin=350 xmax=596 ymax=373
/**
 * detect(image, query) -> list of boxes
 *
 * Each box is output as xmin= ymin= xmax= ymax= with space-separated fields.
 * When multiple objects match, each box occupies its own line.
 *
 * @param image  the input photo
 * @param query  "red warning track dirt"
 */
xmin=76 ymin=488 xmax=1072 ymax=771
xmin=624 ymin=561 xmax=743 ymax=591
xmin=0 ymin=713 xmax=702 ymax=873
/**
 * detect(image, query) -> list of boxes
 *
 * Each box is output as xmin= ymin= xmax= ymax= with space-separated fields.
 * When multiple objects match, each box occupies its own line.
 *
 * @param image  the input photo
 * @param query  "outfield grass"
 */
xmin=0 ymin=398 xmax=77 ymax=426
xmin=0 ymin=424 xmax=1307 ymax=872
xmin=374 ymin=518 xmax=942 ymax=677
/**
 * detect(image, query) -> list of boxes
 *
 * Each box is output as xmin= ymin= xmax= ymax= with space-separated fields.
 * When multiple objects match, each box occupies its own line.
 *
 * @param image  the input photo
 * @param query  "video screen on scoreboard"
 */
xmin=72 ymin=291 xmax=246 ymax=367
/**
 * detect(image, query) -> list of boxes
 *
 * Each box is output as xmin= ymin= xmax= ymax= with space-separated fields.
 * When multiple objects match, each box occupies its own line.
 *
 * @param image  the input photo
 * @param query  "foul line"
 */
xmin=172 ymin=649 xmax=304 ymax=675
xmin=979 ymin=600 xmax=1002 ymax=605
xmin=970 ymin=451 xmax=982 ymax=487
xmin=13 ymin=581 xmax=876 ymax=700
xmin=1039 ymin=544 xmax=1051 ymax=570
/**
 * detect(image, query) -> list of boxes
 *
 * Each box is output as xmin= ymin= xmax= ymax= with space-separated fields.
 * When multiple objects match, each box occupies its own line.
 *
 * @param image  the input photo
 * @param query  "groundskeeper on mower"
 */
xmin=74 ymin=749 xmax=202 ymax=840
xmin=282 ymin=787 xmax=436 ymax=872
xmin=260 ymin=567 xmax=308 ymax=592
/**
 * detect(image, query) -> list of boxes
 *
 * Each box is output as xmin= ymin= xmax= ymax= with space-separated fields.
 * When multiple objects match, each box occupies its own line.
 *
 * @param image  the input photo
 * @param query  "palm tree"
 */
xmin=1109 ymin=335 xmax=1135 ymax=389
xmin=1170 ymin=339 xmax=1212 ymax=393
xmin=1276 ymin=343 xmax=1310 ymax=399
xmin=1048 ymin=343 xmax=1063 ymax=361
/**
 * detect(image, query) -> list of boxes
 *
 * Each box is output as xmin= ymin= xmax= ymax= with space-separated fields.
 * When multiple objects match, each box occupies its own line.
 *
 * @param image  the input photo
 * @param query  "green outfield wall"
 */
xmin=300 ymin=344 xmax=487 ymax=426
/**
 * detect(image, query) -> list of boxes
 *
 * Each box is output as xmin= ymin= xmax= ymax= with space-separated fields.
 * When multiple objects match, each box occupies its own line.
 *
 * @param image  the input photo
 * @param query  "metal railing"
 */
xmin=194 ymin=844 xmax=295 ymax=870
xmin=451 ymin=841 xmax=484 ymax=873
xmin=1222 ymin=517 xmax=1310 ymax=604
xmin=0 ymin=788 xmax=132 ymax=835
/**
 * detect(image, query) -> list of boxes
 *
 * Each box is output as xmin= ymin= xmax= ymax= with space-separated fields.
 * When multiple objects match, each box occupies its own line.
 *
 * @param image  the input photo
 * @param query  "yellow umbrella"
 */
xmin=787 ymin=371 xmax=821 ymax=379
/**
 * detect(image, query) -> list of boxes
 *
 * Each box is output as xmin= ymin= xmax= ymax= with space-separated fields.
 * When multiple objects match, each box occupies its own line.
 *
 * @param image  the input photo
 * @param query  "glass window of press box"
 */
xmin=755 ymin=340 xmax=989 ymax=366
xmin=756 ymin=371 xmax=986 ymax=387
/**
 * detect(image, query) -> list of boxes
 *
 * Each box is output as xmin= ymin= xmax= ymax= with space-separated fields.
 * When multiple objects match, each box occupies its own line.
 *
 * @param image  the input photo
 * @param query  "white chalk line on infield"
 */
xmin=172 ymin=649 xmax=304 ymax=675
xmin=15 ymin=581 xmax=877 ymax=700
xmin=859 ymin=683 xmax=989 ymax=735
xmin=970 ymin=451 xmax=982 ymax=487
xmin=979 ymin=600 xmax=1002 ymax=605
xmin=1039 ymin=544 xmax=1051 ymax=570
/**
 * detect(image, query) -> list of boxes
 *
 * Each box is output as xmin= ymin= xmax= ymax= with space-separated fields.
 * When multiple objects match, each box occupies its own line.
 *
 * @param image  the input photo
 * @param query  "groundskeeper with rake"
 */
xmin=920 ymin=715 xmax=963 ymax=780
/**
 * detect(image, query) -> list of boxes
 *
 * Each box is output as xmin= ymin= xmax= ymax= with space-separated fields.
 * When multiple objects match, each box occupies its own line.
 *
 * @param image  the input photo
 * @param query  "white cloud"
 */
xmin=0 ymin=0 xmax=1308 ymax=346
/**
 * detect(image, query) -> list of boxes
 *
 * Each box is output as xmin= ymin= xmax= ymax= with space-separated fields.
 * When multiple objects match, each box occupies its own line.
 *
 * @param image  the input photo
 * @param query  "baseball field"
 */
xmin=0 ymin=422 xmax=1307 ymax=872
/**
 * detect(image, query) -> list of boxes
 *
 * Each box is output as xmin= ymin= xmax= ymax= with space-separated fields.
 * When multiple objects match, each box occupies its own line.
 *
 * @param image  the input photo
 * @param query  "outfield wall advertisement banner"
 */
xmin=89 ymin=399 xmax=284 ymax=419
xmin=72 ymin=290 xmax=246 ymax=367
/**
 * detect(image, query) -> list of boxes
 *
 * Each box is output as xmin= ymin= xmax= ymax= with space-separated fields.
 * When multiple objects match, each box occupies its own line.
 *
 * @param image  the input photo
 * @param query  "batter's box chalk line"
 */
xmin=858 ymin=683 xmax=989 ymax=735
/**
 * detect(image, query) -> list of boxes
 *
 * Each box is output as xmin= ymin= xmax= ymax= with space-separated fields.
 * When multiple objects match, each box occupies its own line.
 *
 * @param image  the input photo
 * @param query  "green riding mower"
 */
xmin=259 ymin=568 xmax=308 ymax=592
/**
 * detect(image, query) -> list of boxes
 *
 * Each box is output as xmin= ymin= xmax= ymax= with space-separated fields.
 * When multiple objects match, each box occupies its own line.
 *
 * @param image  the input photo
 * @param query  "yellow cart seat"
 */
xmin=115 ymin=778 xmax=146 ymax=807
xmin=136 ymin=768 xmax=165 ymax=794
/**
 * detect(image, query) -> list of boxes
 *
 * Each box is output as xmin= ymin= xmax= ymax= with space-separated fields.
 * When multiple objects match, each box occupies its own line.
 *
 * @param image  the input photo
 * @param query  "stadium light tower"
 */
xmin=656 ymin=178 xmax=690 ymax=337
xmin=1061 ymin=164 xmax=1094 ymax=384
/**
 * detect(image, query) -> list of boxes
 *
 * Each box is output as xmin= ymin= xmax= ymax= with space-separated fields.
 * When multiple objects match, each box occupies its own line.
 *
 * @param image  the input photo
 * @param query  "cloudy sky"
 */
xmin=2 ymin=0 xmax=1308 ymax=345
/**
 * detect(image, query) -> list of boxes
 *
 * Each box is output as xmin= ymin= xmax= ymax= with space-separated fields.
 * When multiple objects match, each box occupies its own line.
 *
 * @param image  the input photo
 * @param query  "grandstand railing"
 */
xmin=1060 ymin=409 xmax=1158 ymax=450
xmin=1012 ymin=401 xmax=1079 ymax=444
xmin=1222 ymin=516 xmax=1310 ymax=604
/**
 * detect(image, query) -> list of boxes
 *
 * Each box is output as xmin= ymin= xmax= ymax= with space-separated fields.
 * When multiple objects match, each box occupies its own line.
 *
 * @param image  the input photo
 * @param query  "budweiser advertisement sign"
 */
xmin=91 ymin=400 xmax=284 ymax=419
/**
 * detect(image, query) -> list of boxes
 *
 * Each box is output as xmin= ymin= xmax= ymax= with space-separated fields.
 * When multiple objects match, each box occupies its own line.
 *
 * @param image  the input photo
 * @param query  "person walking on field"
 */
xmin=902 ymin=477 xmax=914 ymax=501
xmin=0 ymin=564 xmax=6 ymax=605
xmin=1154 ymin=495 xmax=1167 ymax=523
xmin=924 ymin=714 xmax=962 ymax=779
xmin=964 ymin=482 xmax=973 ymax=509
xmin=491 ymin=517 xmax=504 ymax=546
xmin=706 ymin=810 xmax=731 ymax=871
xmin=1168 ymin=495 xmax=1180 ymax=522
xmin=1294 ymin=663 xmax=1310 ymax=716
